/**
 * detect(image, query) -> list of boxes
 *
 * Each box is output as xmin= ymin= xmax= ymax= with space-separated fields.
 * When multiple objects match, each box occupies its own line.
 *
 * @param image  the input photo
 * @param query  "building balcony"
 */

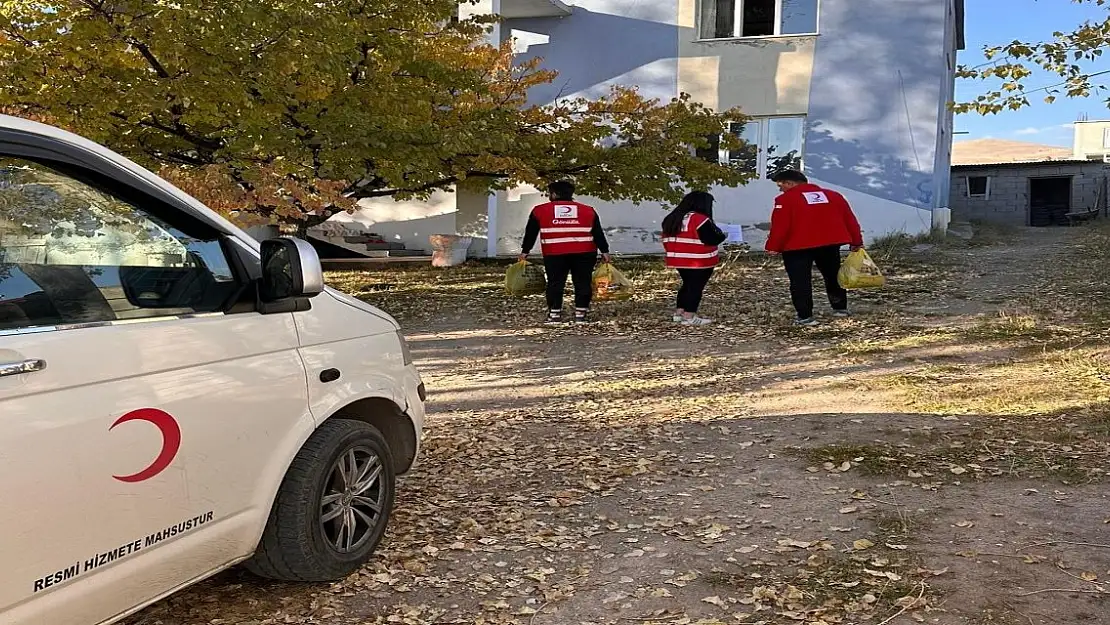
xmin=501 ymin=0 xmax=572 ymax=19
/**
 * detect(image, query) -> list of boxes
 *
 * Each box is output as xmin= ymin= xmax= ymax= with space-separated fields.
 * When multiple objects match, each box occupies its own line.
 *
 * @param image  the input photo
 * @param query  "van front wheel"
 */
xmin=246 ymin=419 xmax=396 ymax=581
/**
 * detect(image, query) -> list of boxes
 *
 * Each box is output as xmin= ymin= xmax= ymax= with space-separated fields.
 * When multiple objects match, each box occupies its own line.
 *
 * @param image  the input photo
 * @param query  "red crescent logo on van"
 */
xmin=109 ymin=408 xmax=182 ymax=483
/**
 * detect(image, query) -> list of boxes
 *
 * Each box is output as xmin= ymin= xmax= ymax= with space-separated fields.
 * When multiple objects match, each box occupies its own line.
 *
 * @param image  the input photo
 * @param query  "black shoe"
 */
xmin=573 ymin=308 xmax=589 ymax=323
xmin=545 ymin=311 xmax=563 ymax=324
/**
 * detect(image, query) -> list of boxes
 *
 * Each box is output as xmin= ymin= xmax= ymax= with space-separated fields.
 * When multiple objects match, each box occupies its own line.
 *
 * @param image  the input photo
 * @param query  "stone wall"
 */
xmin=950 ymin=162 xmax=1108 ymax=225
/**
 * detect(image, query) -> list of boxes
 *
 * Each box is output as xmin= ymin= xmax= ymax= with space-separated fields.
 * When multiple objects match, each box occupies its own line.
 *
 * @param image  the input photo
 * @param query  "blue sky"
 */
xmin=956 ymin=0 xmax=1110 ymax=146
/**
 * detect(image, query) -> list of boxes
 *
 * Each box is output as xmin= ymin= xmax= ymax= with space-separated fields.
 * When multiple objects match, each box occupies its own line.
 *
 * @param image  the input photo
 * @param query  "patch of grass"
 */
xmin=872 ymin=510 xmax=929 ymax=543
xmin=837 ymin=331 xmax=958 ymax=356
xmin=704 ymin=563 xmax=779 ymax=587
xmin=817 ymin=557 xmax=921 ymax=604
xmin=1044 ymin=455 xmax=1089 ymax=484
xmin=795 ymin=444 xmax=904 ymax=476
xmin=872 ymin=347 xmax=1110 ymax=417
xmin=966 ymin=220 xmax=1022 ymax=247
xmin=870 ymin=230 xmax=945 ymax=257
xmin=1077 ymin=410 xmax=1110 ymax=437
xmin=790 ymin=416 xmax=1110 ymax=485
xmin=960 ymin=313 xmax=1065 ymax=342
xmin=702 ymin=545 xmax=925 ymax=622
xmin=775 ymin=323 xmax=858 ymax=341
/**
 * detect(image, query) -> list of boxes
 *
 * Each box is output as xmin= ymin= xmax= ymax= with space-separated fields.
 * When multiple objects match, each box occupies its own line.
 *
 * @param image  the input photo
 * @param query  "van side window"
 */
xmin=0 ymin=156 xmax=241 ymax=331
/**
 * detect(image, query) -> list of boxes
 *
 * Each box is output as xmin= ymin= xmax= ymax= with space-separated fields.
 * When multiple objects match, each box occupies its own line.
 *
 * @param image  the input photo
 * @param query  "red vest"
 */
xmin=533 ymin=201 xmax=598 ymax=256
xmin=662 ymin=213 xmax=719 ymax=269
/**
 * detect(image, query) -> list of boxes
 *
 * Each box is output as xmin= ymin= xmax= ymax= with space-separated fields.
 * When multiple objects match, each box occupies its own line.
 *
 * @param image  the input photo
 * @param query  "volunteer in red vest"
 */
xmin=519 ymin=181 xmax=611 ymax=324
xmin=661 ymin=190 xmax=727 ymax=326
xmin=765 ymin=169 xmax=864 ymax=326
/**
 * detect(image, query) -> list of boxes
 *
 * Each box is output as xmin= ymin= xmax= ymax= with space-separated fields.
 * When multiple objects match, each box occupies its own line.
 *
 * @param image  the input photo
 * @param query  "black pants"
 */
xmin=543 ymin=252 xmax=596 ymax=311
xmin=782 ymin=245 xmax=848 ymax=319
xmin=676 ymin=268 xmax=714 ymax=313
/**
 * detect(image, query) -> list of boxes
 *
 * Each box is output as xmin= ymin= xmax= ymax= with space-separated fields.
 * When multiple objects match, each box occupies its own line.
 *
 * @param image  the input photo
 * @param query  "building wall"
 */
xmin=1072 ymin=121 xmax=1110 ymax=160
xmin=456 ymin=190 xmax=492 ymax=254
xmin=498 ymin=0 xmax=950 ymax=254
xmin=676 ymin=0 xmax=816 ymax=116
xmin=804 ymin=0 xmax=947 ymax=213
xmin=329 ymin=0 xmax=955 ymax=256
xmin=931 ymin=0 xmax=959 ymax=230
xmin=949 ymin=162 xmax=1107 ymax=225
xmin=328 ymin=191 xmax=458 ymax=254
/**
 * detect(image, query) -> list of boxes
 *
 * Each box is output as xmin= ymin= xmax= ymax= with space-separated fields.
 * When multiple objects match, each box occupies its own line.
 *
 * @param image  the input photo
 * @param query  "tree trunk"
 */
xmin=280 ymin=207 xmax=343 ymax=240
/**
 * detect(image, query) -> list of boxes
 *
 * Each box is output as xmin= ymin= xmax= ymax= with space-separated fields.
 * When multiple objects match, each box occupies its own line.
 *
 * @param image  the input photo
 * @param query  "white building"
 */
xmin=326 ymin=0 xmax=965 ymax=256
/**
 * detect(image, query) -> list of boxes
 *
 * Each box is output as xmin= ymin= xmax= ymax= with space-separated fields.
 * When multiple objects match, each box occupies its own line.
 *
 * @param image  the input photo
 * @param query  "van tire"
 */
xmin=246 ymin=419 xmax=396 ymax=581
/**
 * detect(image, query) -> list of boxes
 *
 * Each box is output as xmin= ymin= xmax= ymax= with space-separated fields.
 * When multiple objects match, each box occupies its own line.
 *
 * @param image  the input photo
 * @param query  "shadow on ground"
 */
xmin=125 ymin=226 xmax=1110 ymax=625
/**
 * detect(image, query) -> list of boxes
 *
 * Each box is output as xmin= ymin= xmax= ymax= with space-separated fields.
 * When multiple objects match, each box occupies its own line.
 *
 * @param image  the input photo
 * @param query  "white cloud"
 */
xmin=1009 ymin=123 xmax=1074 ymax=138
xmin=955 ymin=135 xmax=994 ymax=143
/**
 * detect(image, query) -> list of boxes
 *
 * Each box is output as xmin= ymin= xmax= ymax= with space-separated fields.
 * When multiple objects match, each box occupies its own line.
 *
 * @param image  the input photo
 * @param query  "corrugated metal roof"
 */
xmin=952 ymin=138 xmax=1074 ymax=166
xmin=952 ymin=158 xmax=1095 ymax=169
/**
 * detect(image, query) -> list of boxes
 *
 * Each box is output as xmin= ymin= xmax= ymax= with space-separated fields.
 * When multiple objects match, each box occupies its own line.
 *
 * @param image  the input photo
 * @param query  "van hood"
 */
xmin=324 ymin=287 xmax=401 ymax=329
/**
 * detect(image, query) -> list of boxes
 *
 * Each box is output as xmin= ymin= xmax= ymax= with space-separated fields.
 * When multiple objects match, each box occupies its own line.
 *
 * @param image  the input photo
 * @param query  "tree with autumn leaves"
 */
xmin=0 ymin=0 xmax=750 ymax=234
xmin=954 ymin=0 xmax=1110 ymax=115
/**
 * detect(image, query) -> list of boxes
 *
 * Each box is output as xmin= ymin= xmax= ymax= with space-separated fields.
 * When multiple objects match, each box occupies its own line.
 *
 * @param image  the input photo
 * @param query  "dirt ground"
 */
xmin=127 ymin=225 xmax=1110 ymax=625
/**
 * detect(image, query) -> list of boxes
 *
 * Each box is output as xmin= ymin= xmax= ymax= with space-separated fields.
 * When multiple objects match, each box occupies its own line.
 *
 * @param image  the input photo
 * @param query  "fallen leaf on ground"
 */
xmin=853 ymin=539 xmax=875 ymax=551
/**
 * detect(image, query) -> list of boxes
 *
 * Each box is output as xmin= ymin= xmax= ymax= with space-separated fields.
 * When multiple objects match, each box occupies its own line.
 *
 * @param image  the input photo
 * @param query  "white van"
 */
xmin=0 ymin=115 xmax=426 ymax=625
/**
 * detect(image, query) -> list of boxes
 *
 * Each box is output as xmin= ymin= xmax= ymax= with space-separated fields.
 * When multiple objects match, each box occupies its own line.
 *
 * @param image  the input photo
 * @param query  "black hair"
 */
xmin=662 ymin=190 xmax=715 ymax=236
xmin=547 ymin=180 xmax=576 ymax=200
xmin=769 ymin=169 xmax=808 ymax=184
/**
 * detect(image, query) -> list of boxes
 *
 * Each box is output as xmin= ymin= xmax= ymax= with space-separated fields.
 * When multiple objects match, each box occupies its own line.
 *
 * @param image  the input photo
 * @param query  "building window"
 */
xmin=1101 ymin=127 xmax=1110 ymax=149
xmin=966 ymin=176 xmax=990 ymax=199
xmin=700 ymin=116 xmax=806 ymax=178
xmin=699 ymin=0 xmax=819 ymax=39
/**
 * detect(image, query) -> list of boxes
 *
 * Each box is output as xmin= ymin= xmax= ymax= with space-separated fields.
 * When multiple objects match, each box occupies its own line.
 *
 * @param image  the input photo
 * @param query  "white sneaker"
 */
xmin=683 ymin=315 xmax=713 ymax=326
xmin=672 ymin=314 xmax=684 ymax=323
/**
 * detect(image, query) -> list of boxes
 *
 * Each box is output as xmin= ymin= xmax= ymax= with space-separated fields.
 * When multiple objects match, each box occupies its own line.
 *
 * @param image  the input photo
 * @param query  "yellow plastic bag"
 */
xmin=504 ymin=260 xmax=547 ymax=297
xmin=592 ymin=262 xmax=635 ymax=301
xmin=838 ymin=248 xmax=886 ymax=289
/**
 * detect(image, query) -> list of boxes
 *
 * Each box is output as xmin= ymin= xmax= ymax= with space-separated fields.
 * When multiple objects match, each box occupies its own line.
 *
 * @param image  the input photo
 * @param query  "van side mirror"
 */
xmin=259 ymin=238 xmax=324 ymax=308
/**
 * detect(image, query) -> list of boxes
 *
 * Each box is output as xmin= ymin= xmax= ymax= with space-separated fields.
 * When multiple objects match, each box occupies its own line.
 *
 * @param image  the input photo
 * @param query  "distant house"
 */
xmin=323 ymin=0 xmax=965 ymax=258
xmin=951 ymin=129 xmax=1110 ymax=227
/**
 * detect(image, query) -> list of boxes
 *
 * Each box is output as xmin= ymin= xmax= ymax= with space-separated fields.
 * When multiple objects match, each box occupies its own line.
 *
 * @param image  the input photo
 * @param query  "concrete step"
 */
xmin=310 ymin=234 xmax=417 ymax=258
xmin=947 ymin=221 xmax=975 ymax=240
xmin=343 ymin=234 xmax=386 ymax=244
xmin=365 ymin=242 xmax=407 ymax=251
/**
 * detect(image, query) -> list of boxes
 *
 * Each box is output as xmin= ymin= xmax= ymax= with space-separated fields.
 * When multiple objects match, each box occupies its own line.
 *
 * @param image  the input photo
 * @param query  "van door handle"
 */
xmin=0 ymin=359 xmax=46 ymax=378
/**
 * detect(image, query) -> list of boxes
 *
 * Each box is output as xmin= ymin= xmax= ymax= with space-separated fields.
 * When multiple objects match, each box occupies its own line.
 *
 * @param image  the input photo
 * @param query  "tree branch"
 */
xmin=0 ymin=23 xmax=34 ymax=46
xmin=109 ymin=112 xmax=223 ymax=154
xmin=351 ymin=42 xmax=373 ymax=84
xmin=347 ymin=162 xmax=594 ymax=199
xmin=79 ymin=0 xmax=172 ymax=78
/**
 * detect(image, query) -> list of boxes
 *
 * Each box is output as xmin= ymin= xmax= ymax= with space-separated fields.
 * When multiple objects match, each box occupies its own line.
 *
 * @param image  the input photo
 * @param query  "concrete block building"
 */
xmin=950 ymin=133 xmax=1110 ymax=227
xmin=328 ymin=0 xmax=965 ymax=256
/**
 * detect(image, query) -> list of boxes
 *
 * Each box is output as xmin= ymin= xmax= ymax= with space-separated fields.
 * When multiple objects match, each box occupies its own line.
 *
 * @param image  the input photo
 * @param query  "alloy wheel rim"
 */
xmin=320 ymin=446 xmax=384 ymax=554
